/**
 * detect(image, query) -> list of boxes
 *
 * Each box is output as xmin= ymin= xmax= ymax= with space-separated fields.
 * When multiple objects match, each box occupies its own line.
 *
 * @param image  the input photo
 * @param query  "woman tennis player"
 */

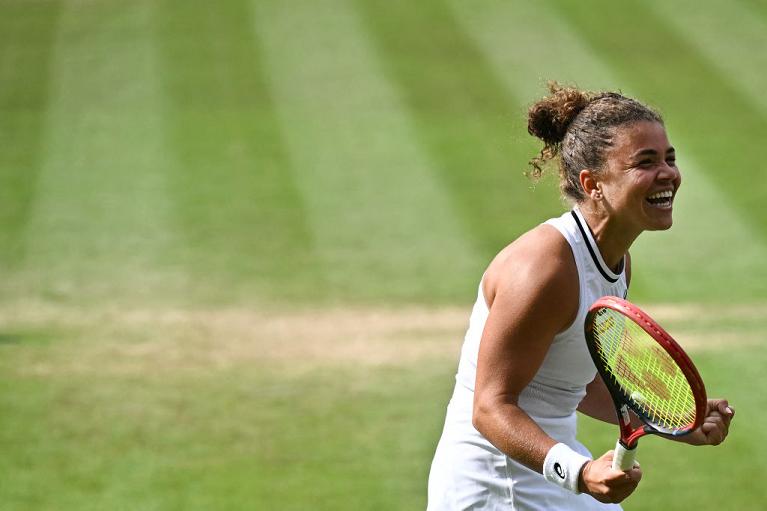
xmin=427 ymin=83 xmax=734 ymax=510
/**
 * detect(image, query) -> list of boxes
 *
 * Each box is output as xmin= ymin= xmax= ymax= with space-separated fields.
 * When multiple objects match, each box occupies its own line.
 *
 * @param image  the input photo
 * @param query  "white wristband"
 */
xmin=542 ymin=442 xmax=591 ymax=494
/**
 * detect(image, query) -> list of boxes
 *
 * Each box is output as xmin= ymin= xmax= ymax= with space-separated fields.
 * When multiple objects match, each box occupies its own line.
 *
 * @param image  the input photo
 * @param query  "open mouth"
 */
xmin=646 ymin=190 xmax=674 ymax=208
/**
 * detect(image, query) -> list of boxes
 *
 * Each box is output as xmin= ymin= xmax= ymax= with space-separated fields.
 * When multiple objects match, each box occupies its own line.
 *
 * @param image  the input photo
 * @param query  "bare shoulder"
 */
xmin=483 ymin=224 xmax=579 ymax=330
xmin=484 ymin=224 xmax=578 ymax=298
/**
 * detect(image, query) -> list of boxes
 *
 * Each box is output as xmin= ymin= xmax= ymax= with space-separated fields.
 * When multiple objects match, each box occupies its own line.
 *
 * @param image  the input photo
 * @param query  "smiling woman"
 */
xmin=426 ymin=83 xmax=732 ymax=510
xmin=528 ymin=87 xmax=681 ymax=252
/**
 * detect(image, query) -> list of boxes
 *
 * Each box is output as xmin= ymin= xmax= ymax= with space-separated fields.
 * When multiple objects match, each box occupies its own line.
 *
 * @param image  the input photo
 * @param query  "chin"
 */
xmin=647 ymin=214 xmax=674 ymax=231
xmin=643 ymin=207 xmax=675 ymax=231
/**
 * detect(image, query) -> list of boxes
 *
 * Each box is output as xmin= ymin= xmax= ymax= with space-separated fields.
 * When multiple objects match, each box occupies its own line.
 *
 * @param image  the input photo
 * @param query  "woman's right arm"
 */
xmin=473 ymin=226 xmax=579 ymax=470
xmin=473 ymin=226 xmax=641 ymax=503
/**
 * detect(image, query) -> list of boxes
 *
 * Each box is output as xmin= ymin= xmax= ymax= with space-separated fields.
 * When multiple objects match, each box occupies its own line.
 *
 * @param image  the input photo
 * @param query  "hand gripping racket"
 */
xmin=584 ymin=296 xmax=707 ymax=471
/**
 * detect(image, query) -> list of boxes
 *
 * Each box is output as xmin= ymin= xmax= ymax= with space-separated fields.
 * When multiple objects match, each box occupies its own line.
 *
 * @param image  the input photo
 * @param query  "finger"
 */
xmin=700 ymin=422 xmax=725 ymax=445
xmin=711 ymin=399 xmax=735 ymax=418
xmin=704 ymin=414 xmax=726 ymax=426
xmin=607 ymin=467 xmax=641 ymax=485
xmin=704 ymin=414 xmax=729 ymax=434
xmin=701 ymin=421 xmax=723 ymax=435
xmin=626 ymin=467 xmax=642 ymax=483
xmin=716 ymin=400 xmax=734 ymax=417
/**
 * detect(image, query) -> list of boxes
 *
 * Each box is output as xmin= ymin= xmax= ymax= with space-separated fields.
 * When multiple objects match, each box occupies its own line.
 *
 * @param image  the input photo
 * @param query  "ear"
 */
xmin=579 ymin=169 xmax=602 ymax=200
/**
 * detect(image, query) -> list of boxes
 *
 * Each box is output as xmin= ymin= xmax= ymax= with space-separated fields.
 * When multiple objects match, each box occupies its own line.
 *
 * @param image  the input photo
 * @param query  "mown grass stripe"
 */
xmin=647 ymin=0 xmax=767 ymax=114
xmin=546 ymin=0 xmax=767 ymax=244
xmin=0 ymin=1 xmax=61 ymax=267
xmin=448 ymin=0 xmax=767 ymax=302
xmin=153 ymin=0 xmax=322 ymax=305
xmin=446 ymin=1 xmax=614 ymax=103
xmin=738 ymin=0 xmax=767 ymax=17
xmin=253 ymin=0 xmax=480 ymax=304
xmin=356 ymin=0 xmax=564 ymax=256
xmin=18 ymin=1 xmax=182 ymax=305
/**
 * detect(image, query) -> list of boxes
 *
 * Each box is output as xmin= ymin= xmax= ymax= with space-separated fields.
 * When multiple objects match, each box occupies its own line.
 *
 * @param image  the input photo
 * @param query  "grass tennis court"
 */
xmin=1 ymin=0 xmax=765 ymax=509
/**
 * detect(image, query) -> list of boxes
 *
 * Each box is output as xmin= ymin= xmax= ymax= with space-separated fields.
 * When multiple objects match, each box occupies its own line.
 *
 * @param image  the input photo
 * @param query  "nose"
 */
xmin=659 ymin=161 xmax=681 ymax=182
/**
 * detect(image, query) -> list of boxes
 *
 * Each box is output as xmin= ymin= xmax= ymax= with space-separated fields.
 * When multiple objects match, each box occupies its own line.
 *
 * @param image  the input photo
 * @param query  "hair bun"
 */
xmin=527 ymin=82 xmax=591 ymax=145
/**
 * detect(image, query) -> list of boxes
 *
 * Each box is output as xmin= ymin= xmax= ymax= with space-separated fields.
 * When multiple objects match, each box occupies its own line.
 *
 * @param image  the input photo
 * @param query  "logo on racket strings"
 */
xmin=613 ymin=351 xmax=673 ymax=401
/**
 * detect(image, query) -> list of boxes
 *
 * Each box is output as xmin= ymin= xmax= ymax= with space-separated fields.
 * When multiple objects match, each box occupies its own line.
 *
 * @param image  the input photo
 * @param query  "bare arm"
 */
xmin=578 ymin=373 xmax=735 ymax=449
xmin=578 ymin=374 xmax=619 ymax=424
xmin=577 ymin=374 xmax=644 ymax=430
xmin=472 ymin=226 xmax=579 ymax=472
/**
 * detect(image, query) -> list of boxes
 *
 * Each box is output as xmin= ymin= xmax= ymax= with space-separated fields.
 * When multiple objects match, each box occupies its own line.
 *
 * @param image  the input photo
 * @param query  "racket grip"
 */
xmin=611 ymin=441 xmax=637 ymax=471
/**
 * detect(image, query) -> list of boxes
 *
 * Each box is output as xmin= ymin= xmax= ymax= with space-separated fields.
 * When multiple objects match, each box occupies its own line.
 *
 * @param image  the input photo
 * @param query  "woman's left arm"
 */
xmin=578 ymin=378 xmax=736 ymax=446
xmin=577 ymin=374 xmax=622 ymax=425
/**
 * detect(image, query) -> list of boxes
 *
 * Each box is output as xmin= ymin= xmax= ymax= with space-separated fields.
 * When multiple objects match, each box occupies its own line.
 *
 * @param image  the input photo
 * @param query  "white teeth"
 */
xmin=647 ymin=190 xmax=673 ymax=200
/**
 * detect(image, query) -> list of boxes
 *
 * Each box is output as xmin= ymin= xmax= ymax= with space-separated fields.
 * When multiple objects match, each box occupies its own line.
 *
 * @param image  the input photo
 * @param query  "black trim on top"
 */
xmin=571 ymin=211 xmax=620 ymax=283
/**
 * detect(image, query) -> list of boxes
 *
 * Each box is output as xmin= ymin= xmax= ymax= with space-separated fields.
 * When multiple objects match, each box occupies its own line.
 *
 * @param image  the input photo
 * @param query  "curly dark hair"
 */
xmin=527 ymin=82 xmax=663 ymax=202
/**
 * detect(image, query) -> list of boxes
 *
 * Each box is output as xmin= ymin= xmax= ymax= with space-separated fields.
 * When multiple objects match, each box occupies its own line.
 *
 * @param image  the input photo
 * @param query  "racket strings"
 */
xmin=593 ymin=309 xmax=696 ymax=431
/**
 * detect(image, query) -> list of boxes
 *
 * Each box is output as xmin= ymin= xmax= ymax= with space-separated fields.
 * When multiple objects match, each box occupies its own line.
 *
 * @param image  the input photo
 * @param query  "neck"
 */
xmin=577 ymin=203 xmax=640 ymax=271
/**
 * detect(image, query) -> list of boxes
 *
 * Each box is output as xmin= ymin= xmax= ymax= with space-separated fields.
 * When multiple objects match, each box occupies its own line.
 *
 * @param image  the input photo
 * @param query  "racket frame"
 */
xmin=584 ymin=296 xmax=708 ymax=453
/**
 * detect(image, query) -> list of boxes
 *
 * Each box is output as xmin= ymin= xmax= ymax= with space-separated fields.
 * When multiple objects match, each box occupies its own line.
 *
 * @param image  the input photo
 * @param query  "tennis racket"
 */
xmin=584 ymin=296 xmax=708 ymax=471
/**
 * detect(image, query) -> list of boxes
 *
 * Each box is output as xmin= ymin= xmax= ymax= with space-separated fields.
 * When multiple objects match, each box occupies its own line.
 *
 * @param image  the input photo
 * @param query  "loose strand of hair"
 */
xmin=526 ymin=143 xmax=560 ymax=181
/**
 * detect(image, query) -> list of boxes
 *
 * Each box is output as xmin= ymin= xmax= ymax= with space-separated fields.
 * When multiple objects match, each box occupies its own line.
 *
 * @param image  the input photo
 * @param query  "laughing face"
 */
xmin=596 ymin=121 xmax=682 ymax=234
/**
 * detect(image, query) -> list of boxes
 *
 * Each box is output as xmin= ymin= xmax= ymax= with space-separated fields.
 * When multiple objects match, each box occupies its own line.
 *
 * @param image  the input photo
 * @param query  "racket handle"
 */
xmin=612 ymin=441 xmax=637 ymax=471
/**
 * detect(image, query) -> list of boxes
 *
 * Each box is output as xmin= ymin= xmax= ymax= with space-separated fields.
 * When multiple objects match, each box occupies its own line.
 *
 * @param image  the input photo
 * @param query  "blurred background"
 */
xmin=1 ymin=0 xmax=765 ymax=509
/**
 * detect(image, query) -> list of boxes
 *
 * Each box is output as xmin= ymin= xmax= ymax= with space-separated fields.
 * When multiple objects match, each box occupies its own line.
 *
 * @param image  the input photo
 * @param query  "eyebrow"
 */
xmin=631 ymin=147 xmax=676 ymax=158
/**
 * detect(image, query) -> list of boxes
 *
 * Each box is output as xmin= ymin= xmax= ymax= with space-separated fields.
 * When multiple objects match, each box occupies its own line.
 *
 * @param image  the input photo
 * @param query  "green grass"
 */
xmin=0 ymin=331 xmax=453 ymax=510
xmin=155 ymin=0 xmax=324 ymax=304
xmin=1 ymin=0 xmax=766 ymax=509
xmin=3 ymin=0 xmax=765 ymax=306
xmin=0 ymin=0 xmax=61 ymax=267
xmin=0 ymin=311 xmax=762 ymax=510
xmin=252 ymin=0 xmax=483 ymax=304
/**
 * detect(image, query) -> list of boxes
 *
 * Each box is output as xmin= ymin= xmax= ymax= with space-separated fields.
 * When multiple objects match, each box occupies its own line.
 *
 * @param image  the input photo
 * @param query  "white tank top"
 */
xmin=453 ymin=207 xmax=628 ymax=421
